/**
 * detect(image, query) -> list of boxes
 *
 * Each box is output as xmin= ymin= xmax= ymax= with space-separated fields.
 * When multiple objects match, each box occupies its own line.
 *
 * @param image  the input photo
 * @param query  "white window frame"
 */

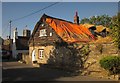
xmin=39 ymin=29 xmax=47 ymax=37
xmin=39 ymin=49 xmax=44 ymax=59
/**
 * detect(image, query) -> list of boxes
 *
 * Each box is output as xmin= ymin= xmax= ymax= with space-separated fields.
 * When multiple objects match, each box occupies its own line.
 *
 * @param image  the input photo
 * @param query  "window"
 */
xmin=41 ymin=23 xmax=44 ymax=27
xmin=39 ymin=29 xmax=47 ymax=37
xmin=50 ymin=32 xmax=52 ymax=36
xmin=39 ymin=49 xmax=44 ymax=59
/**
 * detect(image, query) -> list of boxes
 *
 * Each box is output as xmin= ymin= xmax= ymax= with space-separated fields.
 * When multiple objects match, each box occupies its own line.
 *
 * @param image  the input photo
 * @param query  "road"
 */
xmin=2 ymin=60 xmax=120 ymax=82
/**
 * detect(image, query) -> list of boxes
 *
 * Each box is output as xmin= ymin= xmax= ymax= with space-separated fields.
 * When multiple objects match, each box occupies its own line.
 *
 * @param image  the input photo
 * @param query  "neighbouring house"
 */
xmin=82 ymin=23 xmax=96 ymax=36
xmin=0 ymin=37 xmax=3 ymax=54
xmin=0 ymin=37 xmax=3 ymax=45
xmin=83 ymin=24 xmax=110 ymax=38
xmin=0 ymin=37 xmax=3 ymax=58
xmin=28 ymin=13 xmax=96 ymax=64
xmin=95 ymin=25 xmax=107 ymax=37
xmin=2 ymin=38 xmax=13 ymax=59
xmin=12 ymin=28 xmax=31 ymax=60
xmin=106 ymin=27 xmax=110 ymax=35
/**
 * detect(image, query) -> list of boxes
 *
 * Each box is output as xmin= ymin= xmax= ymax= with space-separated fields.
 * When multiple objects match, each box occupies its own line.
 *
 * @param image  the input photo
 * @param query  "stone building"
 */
xmin=28 ymin=13 xmax=95 ymax=65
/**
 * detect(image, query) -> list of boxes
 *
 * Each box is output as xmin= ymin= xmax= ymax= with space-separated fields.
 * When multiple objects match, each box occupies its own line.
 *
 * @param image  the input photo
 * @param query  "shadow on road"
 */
xmin=2 ymin=64 xmax=75 ymax=81
xmin=2 ymin=61 xmax=119 ymax=82
xmin=2 ymin=58 xmax=18 ymax=62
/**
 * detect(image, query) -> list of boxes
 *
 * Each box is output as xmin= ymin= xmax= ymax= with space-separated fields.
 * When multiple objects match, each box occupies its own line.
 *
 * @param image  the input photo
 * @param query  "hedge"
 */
xmin=99 ymin=56 xmax=120 ymax=74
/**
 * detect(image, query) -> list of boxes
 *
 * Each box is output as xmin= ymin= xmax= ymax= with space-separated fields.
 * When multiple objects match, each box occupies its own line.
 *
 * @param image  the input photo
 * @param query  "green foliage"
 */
xmin=111 ymin=12 xmax=120 ymax=49
xmin=80 ymin=14 xmax=112 ymax=28
xmin=100 ymin=56 xmax=120 ymax=74
xmin=80 ymin=18 xmax=90 ymax=24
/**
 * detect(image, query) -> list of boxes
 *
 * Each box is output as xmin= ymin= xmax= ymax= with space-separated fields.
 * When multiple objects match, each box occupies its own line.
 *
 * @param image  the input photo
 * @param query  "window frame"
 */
xmin=39 ymin=49 xmax=44 ymax=59
xmin=39 ymin=29 xmax=47 ymax=37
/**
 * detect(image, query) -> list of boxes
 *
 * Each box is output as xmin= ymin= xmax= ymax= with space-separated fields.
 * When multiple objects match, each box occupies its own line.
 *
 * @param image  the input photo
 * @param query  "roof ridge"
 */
xmin=43 ymin=14 xmax=73 ymax=24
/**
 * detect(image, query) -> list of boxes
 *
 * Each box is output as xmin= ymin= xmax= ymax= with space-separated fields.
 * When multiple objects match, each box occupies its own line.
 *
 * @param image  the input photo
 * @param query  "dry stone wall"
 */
xmin=82 ymin=43 xmax=119 ymax=80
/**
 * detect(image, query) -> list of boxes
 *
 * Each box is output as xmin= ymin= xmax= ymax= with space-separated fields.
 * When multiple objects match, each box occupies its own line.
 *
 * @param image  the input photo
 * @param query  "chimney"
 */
xmin=23 ymin=26 xmax=31 ymax=37
xmin=13 ymin=28 xmax=18 ymax=43
xmin=13 ymin=28 xmax=18 ymax=39
xmin=74 ymin=11 xmax=79 ymax=25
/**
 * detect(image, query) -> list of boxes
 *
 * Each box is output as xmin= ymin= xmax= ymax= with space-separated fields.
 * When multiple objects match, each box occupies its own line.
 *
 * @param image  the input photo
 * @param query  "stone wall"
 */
xmin=28 ymin=42 xmax=119 ymax=80
xmin=29 ymin=45 xmax=54 ymax=64
xmin=82 ymin=43 xmax=119 ymax=80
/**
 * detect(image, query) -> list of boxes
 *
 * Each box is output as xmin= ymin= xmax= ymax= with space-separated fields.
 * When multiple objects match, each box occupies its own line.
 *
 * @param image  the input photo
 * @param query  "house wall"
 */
xmin=29 ymin=22 xmax=61 ymax=47
xmin=29 ymin=45 xmax=54 ymax=64
xmin=22 ymin=52 xmax=30 ymax=64
xmin=12 ymin=42 xmax=29 ymax=59
xmin=29 ymin=21 xmax=62 ymax=64
xmin=12 ymin=42 xmax=17 ymax=58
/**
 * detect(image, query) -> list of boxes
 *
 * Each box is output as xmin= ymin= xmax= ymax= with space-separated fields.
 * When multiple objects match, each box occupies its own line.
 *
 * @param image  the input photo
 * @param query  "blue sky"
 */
xmin=1 ymin=2 xmax=118 ymax=39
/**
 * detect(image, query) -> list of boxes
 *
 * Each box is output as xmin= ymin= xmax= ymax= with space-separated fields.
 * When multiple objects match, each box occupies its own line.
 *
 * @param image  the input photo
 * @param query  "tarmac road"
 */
xmin=2 ymin=61 xmax=120 ymax=82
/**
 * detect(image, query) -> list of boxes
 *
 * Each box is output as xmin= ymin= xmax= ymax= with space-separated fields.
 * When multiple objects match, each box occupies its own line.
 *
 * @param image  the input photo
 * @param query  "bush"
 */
xmin=111 ymin=12 xmax=120 ymax=49
xmin=99 ymin=56 xmax=120 ymax=74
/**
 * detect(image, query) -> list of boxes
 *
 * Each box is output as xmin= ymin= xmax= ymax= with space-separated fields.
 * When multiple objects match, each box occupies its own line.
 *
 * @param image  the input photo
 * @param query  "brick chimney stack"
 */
xmin=74 ymin=11 xmax=79 ymax=25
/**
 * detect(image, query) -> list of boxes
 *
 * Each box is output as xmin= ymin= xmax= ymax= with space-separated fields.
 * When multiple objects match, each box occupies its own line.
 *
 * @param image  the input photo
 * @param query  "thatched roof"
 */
xmin=95 ymin=25 xmax=106 ymax=33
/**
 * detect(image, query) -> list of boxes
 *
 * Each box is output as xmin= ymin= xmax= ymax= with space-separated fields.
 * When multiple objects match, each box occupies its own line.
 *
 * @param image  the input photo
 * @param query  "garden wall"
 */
xmin=82 ymin=42 xmax=119 ymax=80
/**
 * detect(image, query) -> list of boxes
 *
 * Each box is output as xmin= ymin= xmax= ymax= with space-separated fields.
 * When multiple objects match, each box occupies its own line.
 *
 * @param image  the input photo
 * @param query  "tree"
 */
xmin=80 ymin=14 xmax=112 ymax=28
xmin=111 ymin=12 xmax=120 ymax=49
xmin=80 ymin=18 xmax=90 ymax=24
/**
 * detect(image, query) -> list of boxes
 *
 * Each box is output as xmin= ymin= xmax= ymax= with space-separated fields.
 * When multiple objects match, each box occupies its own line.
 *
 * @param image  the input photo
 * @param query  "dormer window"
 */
xmin=39 ymin=29 xmax=47 ymax=37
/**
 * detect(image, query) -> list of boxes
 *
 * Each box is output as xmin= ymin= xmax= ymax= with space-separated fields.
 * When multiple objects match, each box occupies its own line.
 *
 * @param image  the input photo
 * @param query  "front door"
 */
xmin=32 ymin=50 xmax=36 ymax=62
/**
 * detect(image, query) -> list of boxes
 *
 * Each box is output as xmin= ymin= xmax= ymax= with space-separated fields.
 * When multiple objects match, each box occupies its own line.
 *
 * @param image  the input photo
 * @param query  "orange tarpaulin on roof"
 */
xmin=46 ymin=18 xmax=95 ymax=43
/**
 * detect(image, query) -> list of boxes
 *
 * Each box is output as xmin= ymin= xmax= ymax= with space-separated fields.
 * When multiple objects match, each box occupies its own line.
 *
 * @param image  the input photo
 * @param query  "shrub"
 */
xmin=99 ymin=56 xmax=120 ymax=74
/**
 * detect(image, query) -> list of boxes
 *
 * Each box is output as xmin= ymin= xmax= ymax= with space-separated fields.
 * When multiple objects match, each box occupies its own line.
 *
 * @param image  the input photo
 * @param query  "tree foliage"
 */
xmin=80 ymin=14 xmax=112 ymax=28
xmin=80 ymin=13 xmax=120 ymax=49
xmin=111 ymin=12 xmax=120 ymax=49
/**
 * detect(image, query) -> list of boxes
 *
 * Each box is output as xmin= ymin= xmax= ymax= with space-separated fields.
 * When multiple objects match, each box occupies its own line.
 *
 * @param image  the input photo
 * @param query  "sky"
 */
xmin=1 ymin=2 xmax=119 ymax=39
xmin=0 ymin=2 xmax=2 ymax=37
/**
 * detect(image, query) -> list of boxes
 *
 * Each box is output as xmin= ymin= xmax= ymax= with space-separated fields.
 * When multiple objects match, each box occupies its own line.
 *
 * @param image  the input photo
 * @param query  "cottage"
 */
xmin=29 ymin=13 xmax=95 ymax=65
xmin=82 ymin=23 xmax=96 ymax=36
xmin=12 ymin=28 xmax=31 ymax=60
xmin=95 ymin=25 xmax=107 ymax=37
